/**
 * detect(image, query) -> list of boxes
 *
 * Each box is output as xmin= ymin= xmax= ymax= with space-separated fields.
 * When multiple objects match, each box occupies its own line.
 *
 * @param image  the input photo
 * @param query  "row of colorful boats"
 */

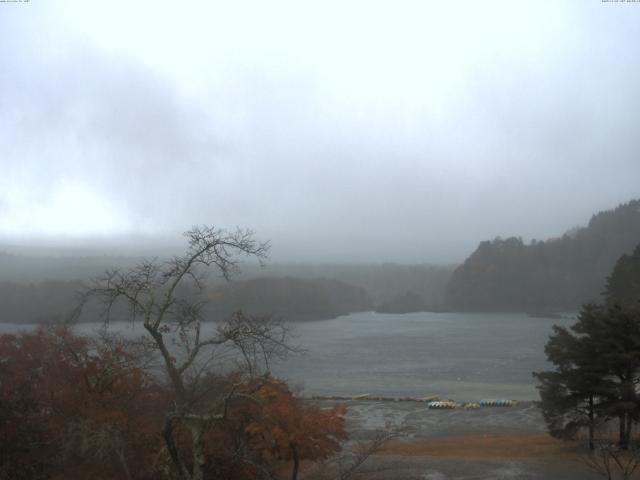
xmin=309 ymin=394 xmax=517 ymax=407
xmin=427 ymin=399 xmax=517 ymax=409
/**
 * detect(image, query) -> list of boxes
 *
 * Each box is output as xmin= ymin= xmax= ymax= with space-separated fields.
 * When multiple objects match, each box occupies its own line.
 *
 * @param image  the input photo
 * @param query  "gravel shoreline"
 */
xmin=315 ymin=400 xmax=602 ymax=479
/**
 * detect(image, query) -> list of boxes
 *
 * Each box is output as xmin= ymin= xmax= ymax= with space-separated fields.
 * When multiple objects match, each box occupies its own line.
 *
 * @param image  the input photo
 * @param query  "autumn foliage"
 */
xmin=0 ymin=326 xmax=165 ymax=479
xmin=243 ymin=379 xmax=348 ymax=480
xmin=0 ymin=327 xmax=348 ymax=480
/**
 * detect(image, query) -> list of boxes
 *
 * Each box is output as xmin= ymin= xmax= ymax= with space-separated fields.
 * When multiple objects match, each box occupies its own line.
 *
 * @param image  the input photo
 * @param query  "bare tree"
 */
xmin=581 ymin=439 xmax=640 ymax=480
xmin=79 ymin=226 xmax=292 ymax=480
xmin=305 ymin=426 xmax=402 ymax=480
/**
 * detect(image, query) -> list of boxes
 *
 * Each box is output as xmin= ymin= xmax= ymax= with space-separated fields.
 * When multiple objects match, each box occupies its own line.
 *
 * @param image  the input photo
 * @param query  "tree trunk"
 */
xmin=291 ymin=443 xmax=300 ymax=480
xmin=163 ymin=419 xmax=191 ymax=480
xmin=190 ymin=422 xmax=206 ymax=480
xmin=619 ymin=413 xmax=631 ymax=450
xmin=588 ymin=394 xmax=595 ymax=451
xmin=619 ymin=374 xmax=635 ymax=450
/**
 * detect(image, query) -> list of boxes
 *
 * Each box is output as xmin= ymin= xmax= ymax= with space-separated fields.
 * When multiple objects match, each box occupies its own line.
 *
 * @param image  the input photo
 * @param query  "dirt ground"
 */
xmin=379 ymin=432 xmax=577 ymax=459
xmin=318 ymin=400 xmax=608 ymax=480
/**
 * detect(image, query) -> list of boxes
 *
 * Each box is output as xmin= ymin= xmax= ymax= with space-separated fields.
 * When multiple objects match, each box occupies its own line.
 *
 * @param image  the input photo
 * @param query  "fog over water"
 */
xmin=1 ymin=1 xmax=640 ymax=263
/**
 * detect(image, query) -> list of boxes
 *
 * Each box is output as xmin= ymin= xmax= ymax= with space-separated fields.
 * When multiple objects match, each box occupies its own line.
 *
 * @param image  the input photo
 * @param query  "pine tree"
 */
xmin=604 ymin=243 xmax=640 ymax=309
xmin=535 ymin=304 xmax=640 ymax=449
xmin=534 ymin=306 xmax=606 ymax=450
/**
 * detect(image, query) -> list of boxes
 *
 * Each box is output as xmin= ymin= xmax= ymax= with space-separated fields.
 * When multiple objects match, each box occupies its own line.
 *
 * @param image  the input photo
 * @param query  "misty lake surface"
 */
xmin=2 ymin=312 xmax=573 ymax=402
xmin=273 ymin=311 xmax=574 ymax=402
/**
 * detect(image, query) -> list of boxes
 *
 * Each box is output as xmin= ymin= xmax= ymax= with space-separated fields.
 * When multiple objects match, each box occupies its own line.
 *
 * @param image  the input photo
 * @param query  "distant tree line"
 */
xmin=446 ymin=199 xmax=640 ymax=311
xmin=0 ymin=258 xmax=453 ymax=322
xmin=0 ymin=276 xmax=372 ymax=324
xmin=241 ymin=263 xmax=453 ymax=306
xmin=207 ymin=276 xmax=373 ymax=321
xmin=0 ymin=280 xmax=82 ymax=323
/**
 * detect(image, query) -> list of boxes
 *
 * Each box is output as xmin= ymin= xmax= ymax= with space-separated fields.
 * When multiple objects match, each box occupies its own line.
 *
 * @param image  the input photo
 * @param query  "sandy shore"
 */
xmin=380 ymin=432 xmax=576 ymax=459
xmin=318 ymin=400 xmax=604 ymax=479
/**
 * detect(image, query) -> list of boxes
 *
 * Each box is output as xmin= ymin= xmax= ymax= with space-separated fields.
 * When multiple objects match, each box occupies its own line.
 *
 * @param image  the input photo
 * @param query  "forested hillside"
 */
xmin=0 ymin=253 xmax=451 ymax=321
xmin=0 ymin=280 xmax=82 ymax=323
xmin=207 ymin=276 xmax=373 ymax=321
xmin=237 ymin=263 xmax=453 ymax=306
xmin=446 ymin=199 xmax=640 ymax=311
xmin=0 ymin=251 xmax=139 ymax=283
xmin=0 ymin=276 xmax=372 ymax=324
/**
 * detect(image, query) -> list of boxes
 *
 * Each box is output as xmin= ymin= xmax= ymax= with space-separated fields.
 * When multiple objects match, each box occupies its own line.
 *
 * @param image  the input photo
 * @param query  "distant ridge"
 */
xmin=445 ymin=199 xmax=640 ymax=311
xmin=207 ymin=276 xmax=373 ymax=321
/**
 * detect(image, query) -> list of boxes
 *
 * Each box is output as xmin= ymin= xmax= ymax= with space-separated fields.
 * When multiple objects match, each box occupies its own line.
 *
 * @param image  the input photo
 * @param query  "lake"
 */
xmin=273 ymin=311 xmax=574 ymax=401
xmin=1 ymin=311 xmax=574 ymax=402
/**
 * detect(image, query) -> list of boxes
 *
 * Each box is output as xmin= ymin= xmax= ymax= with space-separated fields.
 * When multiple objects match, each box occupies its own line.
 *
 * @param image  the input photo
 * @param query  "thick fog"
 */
xmin=1 ymin=1 xmax=639 ymax=263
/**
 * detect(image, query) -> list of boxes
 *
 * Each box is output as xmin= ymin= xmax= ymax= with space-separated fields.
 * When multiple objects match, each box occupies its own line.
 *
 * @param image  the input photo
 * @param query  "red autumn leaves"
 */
xmin=0 ymin=326 xmax=164 ymax=479
xmin=0 ymin=327 xmax=347 ymax=480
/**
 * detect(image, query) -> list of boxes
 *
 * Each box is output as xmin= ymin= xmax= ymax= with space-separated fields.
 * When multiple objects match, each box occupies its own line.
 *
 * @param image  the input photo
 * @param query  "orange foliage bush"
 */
xmin=243 ymin=379 xmax=348 ymax=480
xmin=0 ymin=328 xmax=348 ymax=480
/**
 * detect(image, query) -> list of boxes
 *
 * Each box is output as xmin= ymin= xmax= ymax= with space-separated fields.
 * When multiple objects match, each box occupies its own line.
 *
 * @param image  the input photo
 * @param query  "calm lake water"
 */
xmin=1 ymin=311 xmax=574 ymax=402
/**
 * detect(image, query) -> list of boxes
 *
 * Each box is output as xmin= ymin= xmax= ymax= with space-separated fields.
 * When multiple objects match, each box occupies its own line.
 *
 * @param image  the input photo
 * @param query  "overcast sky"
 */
xmin=1 ymin=1 xmax=639 ymax=263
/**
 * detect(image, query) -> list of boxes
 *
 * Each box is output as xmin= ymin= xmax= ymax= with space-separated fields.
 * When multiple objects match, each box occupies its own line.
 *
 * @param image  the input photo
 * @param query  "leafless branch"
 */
xmin=73 ymin=226 xmax=282 ymax=480
xmin=305 ymin=426 xmax=403 ymax=480
xmin=581 ymin=440 xmax=640 ymax=480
